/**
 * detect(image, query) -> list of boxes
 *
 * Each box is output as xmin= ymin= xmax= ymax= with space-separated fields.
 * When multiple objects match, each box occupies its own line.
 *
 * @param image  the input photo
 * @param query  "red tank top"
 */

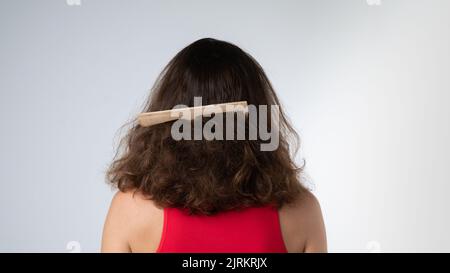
xmin=156 ymin=205 xmax=287 ymax=253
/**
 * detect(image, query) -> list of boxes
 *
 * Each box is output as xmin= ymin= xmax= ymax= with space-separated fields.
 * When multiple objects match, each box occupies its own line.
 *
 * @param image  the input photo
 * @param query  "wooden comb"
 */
xmin=137 ymin=101 xmax=248 ymax=127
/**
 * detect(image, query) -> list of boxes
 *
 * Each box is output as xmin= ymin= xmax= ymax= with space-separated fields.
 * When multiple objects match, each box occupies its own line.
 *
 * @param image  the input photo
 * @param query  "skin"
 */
xmin=101 ymin=190 xmax=327 ymax=253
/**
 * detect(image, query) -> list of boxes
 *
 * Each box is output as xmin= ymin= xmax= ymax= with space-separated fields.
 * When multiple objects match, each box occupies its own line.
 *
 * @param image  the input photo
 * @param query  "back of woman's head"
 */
xmin=107 ymin=38 xmax=307 ymax=215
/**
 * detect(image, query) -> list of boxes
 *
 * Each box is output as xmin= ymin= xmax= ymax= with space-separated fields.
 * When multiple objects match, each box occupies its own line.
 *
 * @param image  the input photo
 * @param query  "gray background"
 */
xmin=1 ymin=0 xmax=449 ymax=252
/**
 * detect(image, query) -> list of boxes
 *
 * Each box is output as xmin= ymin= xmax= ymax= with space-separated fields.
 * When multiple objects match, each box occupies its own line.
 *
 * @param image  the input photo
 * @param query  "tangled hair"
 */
xmin=106 ymin=38 xmax=307 ymax=215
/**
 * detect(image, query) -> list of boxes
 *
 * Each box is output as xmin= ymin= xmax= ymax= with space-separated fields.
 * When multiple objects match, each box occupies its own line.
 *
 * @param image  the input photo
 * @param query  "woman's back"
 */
xmin=102 ymin=190 xmax=326 ymax=253
xmin=157 ymin=205 xmax=287 ymax=253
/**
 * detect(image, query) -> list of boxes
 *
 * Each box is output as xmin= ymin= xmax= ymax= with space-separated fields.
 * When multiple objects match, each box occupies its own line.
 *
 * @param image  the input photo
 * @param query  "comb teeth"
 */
xmin=137 ymin=101 xmax=248 ymax=127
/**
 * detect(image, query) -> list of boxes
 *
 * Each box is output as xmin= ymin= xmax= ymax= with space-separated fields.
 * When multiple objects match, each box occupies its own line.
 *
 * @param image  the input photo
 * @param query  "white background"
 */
xmin=1 ymin=0 xmax=449 ymax=252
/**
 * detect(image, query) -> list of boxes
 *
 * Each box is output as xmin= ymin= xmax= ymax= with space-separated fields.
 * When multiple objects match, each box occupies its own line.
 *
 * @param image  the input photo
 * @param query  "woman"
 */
xmin=102 ymin=38 xmax=327 ymax=253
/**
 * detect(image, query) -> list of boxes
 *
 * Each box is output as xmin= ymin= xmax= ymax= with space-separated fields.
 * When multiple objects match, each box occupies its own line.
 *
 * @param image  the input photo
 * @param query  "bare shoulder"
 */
xmin=279 ymin=191 xmax=327 ymax=253
xmin=109 ymin=190 xmax=161 ymax=215
xmin=283 ymin=190 xmax=323 ymax=217
xmin=101 ymin=190 xmax=164 ymax=253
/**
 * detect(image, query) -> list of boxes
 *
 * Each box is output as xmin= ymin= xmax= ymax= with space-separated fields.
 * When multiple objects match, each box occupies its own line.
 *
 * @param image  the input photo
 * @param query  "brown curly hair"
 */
xmin=106 ymin=38 xmax=307 ymax=215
